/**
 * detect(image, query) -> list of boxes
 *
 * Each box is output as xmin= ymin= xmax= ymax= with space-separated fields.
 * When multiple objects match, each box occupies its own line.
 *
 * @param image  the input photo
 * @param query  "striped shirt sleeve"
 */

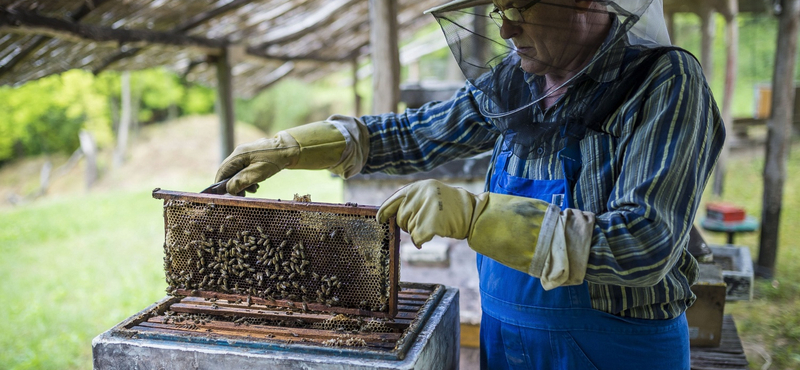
xmin=359 ymin=85 xmax=500 ymax=175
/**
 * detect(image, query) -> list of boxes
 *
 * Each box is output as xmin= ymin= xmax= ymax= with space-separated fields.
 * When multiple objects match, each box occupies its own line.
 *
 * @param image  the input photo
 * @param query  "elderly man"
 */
xmin=215 ymin=0 xmax=724 ymax=368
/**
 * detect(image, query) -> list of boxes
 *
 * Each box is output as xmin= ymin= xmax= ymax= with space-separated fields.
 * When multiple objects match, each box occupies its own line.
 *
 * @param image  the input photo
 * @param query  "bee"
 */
xmin=312 ymin=272 xmax=320 ymax=280
xmin=292 ymin=281 xmax=299 ymax=289
xmin=219 ymin=225 xmax=226 ymax=233
xmin=301 ymin=302 xmax=308 ymax=311
xmin=300 ymin=286 xmax=307 ymax=294
xmin=242 ymin=230 xmax=250 ymax=237
xmin=279 ymin=240 xmax=288 ymax=249
xmin=285 ymin=228 xmax=293 ymax=238
xmin=288 ymin=273 xmax=296 ymax=280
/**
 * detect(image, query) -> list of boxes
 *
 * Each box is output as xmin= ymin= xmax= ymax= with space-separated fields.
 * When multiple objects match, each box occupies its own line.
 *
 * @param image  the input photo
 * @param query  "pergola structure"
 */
xmin=0 ymin=0 xmax=442 ymax=158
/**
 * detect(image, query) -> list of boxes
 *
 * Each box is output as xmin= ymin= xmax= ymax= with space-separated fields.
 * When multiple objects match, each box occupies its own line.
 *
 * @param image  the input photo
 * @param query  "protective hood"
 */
xmin=426 ymin=0 xmax=671 ymax=157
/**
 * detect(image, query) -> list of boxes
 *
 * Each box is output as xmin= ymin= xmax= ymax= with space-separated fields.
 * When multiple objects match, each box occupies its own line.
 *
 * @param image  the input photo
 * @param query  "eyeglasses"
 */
xmin=489 ymin=0 xmax=543 ymax=27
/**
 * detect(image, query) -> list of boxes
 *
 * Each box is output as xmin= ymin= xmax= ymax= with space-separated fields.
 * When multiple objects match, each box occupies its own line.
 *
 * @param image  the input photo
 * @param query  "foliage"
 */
xmin=236 ymin=77 xmax=355 ymax=135
xmin=671 ymin=12 xmax=798 ymax=118
xmin=699 ymin=139 xmax=800 ymax=369
xmin=0 ymin=70 xmax=112 ymax=163
xmin=0 ymin=68 xmax=217 ymax=166
xmin=0 ymin=169 xmax=343 ymax=370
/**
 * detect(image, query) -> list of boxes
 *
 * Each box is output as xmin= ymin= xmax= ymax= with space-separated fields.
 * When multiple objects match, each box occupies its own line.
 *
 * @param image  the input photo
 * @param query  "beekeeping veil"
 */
xmin=425 ymin=0 xmax=671 ymax=158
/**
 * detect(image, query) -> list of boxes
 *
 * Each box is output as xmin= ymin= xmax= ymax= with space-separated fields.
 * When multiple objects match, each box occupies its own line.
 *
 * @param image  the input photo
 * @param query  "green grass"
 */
xmin=700 ymin=144 xmax=800 ymax=369
xmin=0 ymin=170 xmax=343 ymax=370
xmin=1 ymin=143 xmax=798 ymax=369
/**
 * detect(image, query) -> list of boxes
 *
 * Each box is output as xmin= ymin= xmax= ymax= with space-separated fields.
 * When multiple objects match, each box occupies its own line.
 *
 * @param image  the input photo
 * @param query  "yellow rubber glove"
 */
xmin=215 ymin=121 xmax=347 ymax=195
xmin=377 ymin=179 xmax=596 ymax=289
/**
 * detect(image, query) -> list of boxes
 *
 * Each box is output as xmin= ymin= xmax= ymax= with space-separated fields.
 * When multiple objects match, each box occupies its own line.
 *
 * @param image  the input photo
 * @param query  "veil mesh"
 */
xmin=427 ymin=0 xmax=670 ymax=158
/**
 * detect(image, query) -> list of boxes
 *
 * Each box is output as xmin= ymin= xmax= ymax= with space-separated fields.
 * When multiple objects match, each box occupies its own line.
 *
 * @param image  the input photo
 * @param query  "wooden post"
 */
xmin=215 ymin=47 xmax=235 ymax=163
xmin=113 ymin=71 xmax=132 ymax=167
xmin=758 ymin=0 xmax=800 ymax=278
xmin=368 ymin=0 xmax=400 ymax=114
xmin=665 ymin=11 xmax=675 ymax=43
xmin=699 ymin=4 xmax=715 ymax=83
xmin=78 ymin=130 xmax=97 ymax=190
xmin=713 ymin=1 xmax=739 ymax=196
xmin=352 ymin=58 xmax=362 ymax=117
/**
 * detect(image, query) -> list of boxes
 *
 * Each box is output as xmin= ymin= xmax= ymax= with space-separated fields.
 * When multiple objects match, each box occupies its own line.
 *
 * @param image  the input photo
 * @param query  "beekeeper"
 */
xmin=214 ymin=0 xmax=725 ymax=368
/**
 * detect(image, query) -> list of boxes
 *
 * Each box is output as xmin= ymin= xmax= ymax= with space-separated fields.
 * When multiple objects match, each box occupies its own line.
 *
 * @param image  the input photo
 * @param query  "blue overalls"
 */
xmin=477 ymin=128 xmax=690 ymax=369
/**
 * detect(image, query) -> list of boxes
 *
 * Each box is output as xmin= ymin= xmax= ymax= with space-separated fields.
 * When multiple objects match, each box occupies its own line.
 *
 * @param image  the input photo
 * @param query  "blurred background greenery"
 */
xmin=0 ymin=11 xmax=799 ymax=370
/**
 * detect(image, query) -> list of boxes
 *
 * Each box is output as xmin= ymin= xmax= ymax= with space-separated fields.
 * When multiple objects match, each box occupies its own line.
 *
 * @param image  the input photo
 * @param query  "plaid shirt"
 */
xmin=359 ymin=31 xmax=725 ymax=319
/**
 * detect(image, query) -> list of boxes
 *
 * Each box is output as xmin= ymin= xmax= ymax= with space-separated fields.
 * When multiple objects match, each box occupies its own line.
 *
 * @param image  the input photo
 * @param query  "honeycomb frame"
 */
xmin=152 ymin=189 xmax=400 ymax=318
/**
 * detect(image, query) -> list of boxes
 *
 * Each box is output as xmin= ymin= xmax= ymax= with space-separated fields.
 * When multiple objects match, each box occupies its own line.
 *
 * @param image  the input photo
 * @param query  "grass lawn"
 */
xmin=0 ymin=138 xmax=798 ymax=369
xmin=701 ymin=144 xmax=800 ymax=369
xmin=0 ymin=170 xmax=343 ymax=370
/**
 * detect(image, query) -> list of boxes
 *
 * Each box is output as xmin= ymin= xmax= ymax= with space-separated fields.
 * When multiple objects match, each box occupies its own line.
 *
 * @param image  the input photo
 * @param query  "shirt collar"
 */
xmin=582 ymin=14 xmax=631 ymax=83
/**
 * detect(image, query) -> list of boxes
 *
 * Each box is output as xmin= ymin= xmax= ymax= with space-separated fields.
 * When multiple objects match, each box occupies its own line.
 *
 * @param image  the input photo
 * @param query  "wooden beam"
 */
xmin=215 ymin=47 xmax=236 ymax=163
xmin=0 ymin=8 xmax=227 ymax=52
xmin=369 ymin=0 xmax=400 ymax=114
xmin=253 ymin=61 xmax=295 ymax=94
xmin=93 ymin=0 xmax=253 ymax=73
xmin=251 ymin=0 xmax=360 ymax=47
xmin=758 ymin=0 xmax=800 ymax=278
xmin=174 ymin=0 xmax=253 ymax=32
xmin=0 ymin=0 xmax=113 ymax=79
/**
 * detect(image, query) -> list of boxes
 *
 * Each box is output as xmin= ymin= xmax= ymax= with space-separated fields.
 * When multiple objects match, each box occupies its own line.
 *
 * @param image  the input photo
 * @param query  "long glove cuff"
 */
xmin=284 ymin=121 xmax=347 ymax=170
xmin=467 ymin=193 xmax=595 ymax=290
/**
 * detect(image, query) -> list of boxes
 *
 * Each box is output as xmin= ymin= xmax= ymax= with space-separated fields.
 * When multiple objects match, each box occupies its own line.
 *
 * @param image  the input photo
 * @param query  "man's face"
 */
xmin=492 ymin=0 xmax=586 ymax=76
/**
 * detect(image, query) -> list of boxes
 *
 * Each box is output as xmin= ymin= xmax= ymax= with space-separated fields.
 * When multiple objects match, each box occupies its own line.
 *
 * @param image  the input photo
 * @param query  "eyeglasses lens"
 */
xmin=489 ymin=8 xmax=524 ymax=27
